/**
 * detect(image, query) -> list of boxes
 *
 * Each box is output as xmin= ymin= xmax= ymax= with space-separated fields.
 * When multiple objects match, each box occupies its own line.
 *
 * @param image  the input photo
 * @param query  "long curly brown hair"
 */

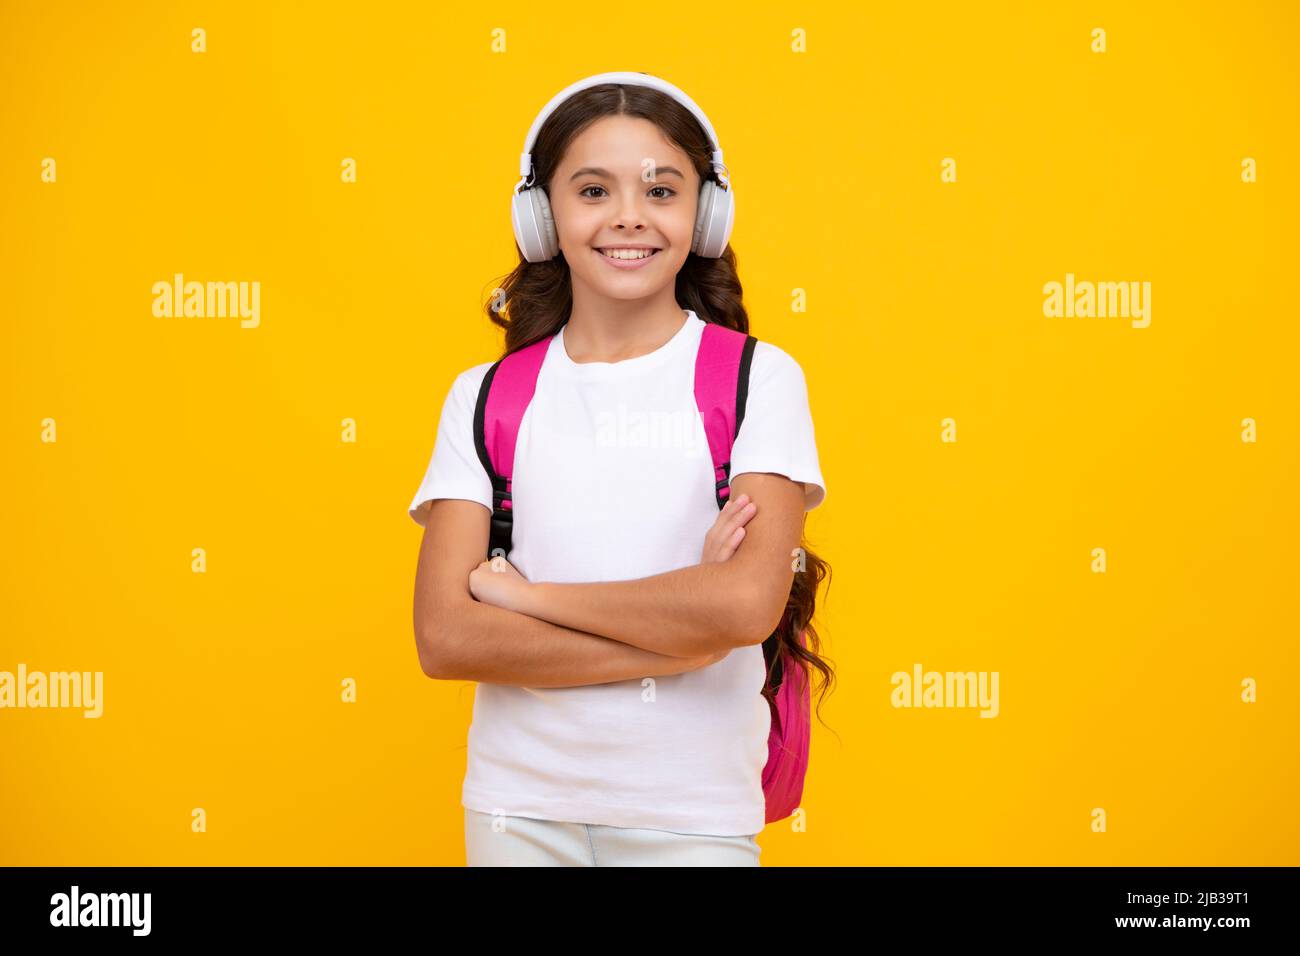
xmin=481 ymin=81 xmax=837 ymax=732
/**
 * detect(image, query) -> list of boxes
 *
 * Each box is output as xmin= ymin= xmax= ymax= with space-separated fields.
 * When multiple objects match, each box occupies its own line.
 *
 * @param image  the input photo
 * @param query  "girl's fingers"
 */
xmin=716 ymin=525 xmax=746 ymax=562
xmin=702 ymin=495 xmax=756 ymax=563
xmin=719 ymin=501 xmax=756 ymax=538
xmin=712 ymin=501 xmax=755 ymax=544
xmin=718 ymin=493 xmax=747 ymax=518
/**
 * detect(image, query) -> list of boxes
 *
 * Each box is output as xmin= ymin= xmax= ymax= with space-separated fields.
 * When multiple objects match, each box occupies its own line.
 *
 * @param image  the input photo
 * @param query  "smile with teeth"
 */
xmin=597 ymin=248 xmax=661 ymax=259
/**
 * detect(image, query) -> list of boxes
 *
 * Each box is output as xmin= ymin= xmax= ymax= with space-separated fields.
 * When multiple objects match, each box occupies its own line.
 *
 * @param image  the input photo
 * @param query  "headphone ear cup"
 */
xmin=532 ymin=187 xmax=558 ymax=259
xmin=692 ymin=179 xmax=735 ymax=258
xmin=511 ymin=186 xmax=559 ymax=261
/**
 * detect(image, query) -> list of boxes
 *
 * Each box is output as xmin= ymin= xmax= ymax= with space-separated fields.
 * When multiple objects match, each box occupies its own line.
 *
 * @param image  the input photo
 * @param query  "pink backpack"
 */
xmin=471 ymin=320 xmax=810 ymax=825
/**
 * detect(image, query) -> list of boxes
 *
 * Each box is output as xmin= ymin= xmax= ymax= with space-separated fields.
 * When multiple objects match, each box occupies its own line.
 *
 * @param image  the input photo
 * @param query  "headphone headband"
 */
xmin=515 ymin=71 xmax=728 ymax=189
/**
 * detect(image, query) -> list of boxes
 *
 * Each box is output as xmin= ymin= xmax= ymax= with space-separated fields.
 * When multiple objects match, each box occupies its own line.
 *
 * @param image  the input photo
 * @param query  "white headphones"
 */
xmin=510 ymin=71 xmax=736 ymax=263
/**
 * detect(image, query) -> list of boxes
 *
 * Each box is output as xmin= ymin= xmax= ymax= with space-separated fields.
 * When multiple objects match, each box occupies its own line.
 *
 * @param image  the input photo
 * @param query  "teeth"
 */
xmin=599 ymin=248 xmax=657 ymax=260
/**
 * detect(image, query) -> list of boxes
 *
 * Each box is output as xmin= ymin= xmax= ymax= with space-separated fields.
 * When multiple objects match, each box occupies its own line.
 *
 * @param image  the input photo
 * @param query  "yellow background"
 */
xmin=2 ymin=0 xmax=1296 ymax=865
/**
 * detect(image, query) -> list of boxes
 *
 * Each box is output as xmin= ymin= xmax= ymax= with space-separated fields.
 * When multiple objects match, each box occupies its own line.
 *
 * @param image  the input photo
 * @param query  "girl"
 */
xmin=409 ymin=72 xmax=835 ymax=866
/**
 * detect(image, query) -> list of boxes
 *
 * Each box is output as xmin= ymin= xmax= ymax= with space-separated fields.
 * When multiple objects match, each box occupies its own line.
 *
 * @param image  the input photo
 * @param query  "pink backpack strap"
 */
xmin=472 ymin=333 xmax=554 ymax=561
xmin=693 ymin=322 xmax=758 ymax=508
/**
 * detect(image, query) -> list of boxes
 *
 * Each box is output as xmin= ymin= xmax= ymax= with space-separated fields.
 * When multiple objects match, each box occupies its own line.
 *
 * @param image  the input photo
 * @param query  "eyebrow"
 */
xmin=568 ymin=165 xmax=687 ymax=182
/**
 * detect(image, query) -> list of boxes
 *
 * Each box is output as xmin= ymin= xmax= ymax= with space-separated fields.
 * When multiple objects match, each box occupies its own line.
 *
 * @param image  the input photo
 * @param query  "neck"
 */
xmin=564 ymin=291 xmax=688 ymax=364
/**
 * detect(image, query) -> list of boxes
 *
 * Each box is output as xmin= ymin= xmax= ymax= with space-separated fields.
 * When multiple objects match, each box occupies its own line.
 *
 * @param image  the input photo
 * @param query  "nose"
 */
xmin=609 ymin=189 xmax=647 ymax=233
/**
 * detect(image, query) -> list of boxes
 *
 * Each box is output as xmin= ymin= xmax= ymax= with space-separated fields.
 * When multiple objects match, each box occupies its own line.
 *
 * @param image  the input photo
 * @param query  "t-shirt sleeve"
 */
xmin=728 ymin=342 xmax=827 ymax=511
xmin=407 ymin=362 xmax=495 ymax=527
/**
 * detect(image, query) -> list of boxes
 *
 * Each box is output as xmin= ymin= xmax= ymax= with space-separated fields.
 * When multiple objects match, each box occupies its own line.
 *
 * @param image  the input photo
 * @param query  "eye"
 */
xmin=579 ymin=185 xmax=677 ymax=200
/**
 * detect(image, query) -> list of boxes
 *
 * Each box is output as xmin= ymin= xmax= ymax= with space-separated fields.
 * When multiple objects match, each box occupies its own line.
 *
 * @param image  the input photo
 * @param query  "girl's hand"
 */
xmin=469 ymin=556 xmax=531 ymax=614
xmin=700 ymin=492 xmax=757 ymax=564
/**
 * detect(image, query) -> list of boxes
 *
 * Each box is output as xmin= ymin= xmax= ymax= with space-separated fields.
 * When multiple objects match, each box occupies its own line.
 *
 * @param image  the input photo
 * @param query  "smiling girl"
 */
xmin=409 ymin=72 xmax=834 ymax=866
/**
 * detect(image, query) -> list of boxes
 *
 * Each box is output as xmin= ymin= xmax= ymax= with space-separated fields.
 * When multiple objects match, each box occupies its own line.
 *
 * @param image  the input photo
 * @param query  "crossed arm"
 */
xmin=412 ymin=472 xmax=808 ymax=684
xmin=474 ymin=472 xmax=807 ymax=658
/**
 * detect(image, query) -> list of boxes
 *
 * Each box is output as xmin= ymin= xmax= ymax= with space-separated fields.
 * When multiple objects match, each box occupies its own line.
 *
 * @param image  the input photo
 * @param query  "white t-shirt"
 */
xmin=407 ymin=309 xmax=826 ymax=836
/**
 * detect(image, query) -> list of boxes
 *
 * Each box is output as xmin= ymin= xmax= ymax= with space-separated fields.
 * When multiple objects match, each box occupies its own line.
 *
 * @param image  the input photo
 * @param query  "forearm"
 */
xmin=517 ymin=561 xmax=774 ymax=659
xmin=425 ymin=598 xmax=696 ymax=688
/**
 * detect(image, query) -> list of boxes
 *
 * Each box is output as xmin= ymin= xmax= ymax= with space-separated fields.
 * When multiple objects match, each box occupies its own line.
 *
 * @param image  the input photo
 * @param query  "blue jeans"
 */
xmin=464 ymin=808 xmax=761 ymax=866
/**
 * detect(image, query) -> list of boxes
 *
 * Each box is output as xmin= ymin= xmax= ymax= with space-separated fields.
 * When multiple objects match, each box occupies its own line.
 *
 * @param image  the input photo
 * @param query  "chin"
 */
xmin=595 ymin=284 xmax=663 ymax=301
